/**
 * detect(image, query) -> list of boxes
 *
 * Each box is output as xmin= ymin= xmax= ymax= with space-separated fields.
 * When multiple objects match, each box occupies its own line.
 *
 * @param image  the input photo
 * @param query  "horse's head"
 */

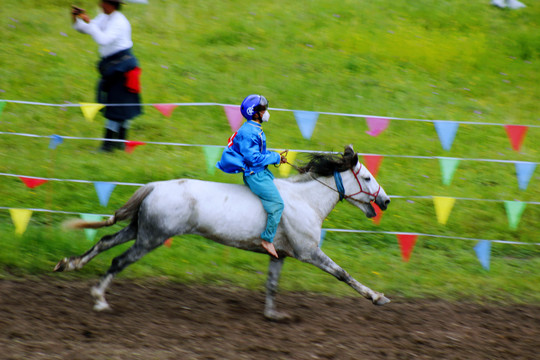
xmin=341 ymin=145 xmax=391 ymax=218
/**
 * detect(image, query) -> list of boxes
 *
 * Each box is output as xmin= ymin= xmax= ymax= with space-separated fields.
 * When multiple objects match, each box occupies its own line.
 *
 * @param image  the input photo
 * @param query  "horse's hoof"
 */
xmin=93 ymin=298 xmax=111 ymax=312
xmin=372 ymin=294 xmax=391 ymax=306
xmin=53 ymin=258 xmax=69 ymax=272
xmin=264 ymin=309 xmax=292 ymax=322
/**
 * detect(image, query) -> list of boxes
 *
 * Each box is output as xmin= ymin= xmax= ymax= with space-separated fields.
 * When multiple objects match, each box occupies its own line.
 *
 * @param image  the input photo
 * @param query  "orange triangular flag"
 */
xmin=396 ymin=234 xmax=418 ymax=262
xmin=153 ymin=104 xmax=178 ymax=117
xmin=504 ymin=125 xmax=528 ymax=151
xmin=363 ymin=155 xmax=383 ymax=177
xmin=164 ymin=238 xmax=173 ymax=248
xmin=19 ymin=177 xmax=49 ymax=189
xmin=125 ymin=141 xmax=146 ymax=153
xmin=371 ymin=202 xmax=383 ymax=225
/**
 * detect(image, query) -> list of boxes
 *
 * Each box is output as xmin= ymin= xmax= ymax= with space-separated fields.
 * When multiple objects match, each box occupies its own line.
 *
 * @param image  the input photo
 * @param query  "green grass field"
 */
xmin=0 ymin=0 xmax=539 ymax=303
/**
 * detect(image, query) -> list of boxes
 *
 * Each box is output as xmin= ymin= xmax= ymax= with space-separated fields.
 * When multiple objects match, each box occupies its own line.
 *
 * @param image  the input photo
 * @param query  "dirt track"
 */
xmin=0 ymin=277 xmax=538 ymax=360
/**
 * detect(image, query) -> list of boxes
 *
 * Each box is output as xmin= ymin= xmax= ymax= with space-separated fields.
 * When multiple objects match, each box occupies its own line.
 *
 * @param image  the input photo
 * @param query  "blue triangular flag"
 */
xmin=94 ymin=181 xmax=116 ymax=207
xmin=514 ymin=161 xmax=536 ymax=190
xmin=474 ymin=240 xmax=491 ymax=270
xmin=49 ymin=134 xmax=64 ymax=149
xmin=434 ymin=121 xmax=459 ymax=151
xmin=294 ymin=111 xmax=319 ymax=140
xmin=319 ymin=229 xmax=327 ymax=248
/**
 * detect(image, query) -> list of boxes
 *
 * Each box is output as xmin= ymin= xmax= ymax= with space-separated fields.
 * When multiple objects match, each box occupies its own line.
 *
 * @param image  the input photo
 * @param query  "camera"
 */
xmin=71 ymin=5 xmax=85 ymax=15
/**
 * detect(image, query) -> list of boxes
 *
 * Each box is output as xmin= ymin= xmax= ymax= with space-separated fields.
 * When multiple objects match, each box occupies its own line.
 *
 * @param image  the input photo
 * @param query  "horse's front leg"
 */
xmin=300 ymin=247 xmax=390 ymax=305
xmin=264 ymin=256 xmax=291 ymax=321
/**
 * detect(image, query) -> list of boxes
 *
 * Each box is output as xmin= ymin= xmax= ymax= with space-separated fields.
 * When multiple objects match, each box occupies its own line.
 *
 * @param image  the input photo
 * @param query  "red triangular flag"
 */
xmin=504 ymin=125 xmax=528 ymax=151
xmin=125 ymin=141 xmax=146 ymax=154
xmin=164 ymin=238 xmax=173 ymax=248
xmin=396 ymin=234 xmax=418 ymax=262
xmin=371 ymin=202 xmax=383 ymax=225
xmin=19 ymin=177 xmax=49 ymax=189
xmin=363 ymin=155 xmax=383 ymax=178
xmin=153 ymin=104 xmax=178 ymax=118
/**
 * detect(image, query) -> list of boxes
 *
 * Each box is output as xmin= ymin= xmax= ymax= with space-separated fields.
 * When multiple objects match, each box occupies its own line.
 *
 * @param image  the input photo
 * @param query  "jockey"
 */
xmin=217 ymin=95 xmax=287 ymax=258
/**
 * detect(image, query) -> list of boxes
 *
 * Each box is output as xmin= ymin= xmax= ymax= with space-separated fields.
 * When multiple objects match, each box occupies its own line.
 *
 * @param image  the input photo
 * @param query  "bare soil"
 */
xmin=1 ymin=277 xmax=538 ymax=359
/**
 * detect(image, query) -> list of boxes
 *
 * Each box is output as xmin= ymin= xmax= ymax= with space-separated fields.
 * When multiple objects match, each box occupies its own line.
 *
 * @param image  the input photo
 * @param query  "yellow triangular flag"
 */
xmin=9 ymin=208 xmax=33 ymax=236
xmin=80 ymin=102 xmax=105 ymax=122
xmin=433 ymin=196 xmax=456 ymax=225
xmin=278 ymin=151 xmax=298 ymax=177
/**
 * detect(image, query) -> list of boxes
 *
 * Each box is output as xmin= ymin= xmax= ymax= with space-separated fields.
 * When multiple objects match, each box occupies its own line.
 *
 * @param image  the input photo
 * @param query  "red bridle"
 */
xmin=342 ymin=165 xmax=381 ymax=202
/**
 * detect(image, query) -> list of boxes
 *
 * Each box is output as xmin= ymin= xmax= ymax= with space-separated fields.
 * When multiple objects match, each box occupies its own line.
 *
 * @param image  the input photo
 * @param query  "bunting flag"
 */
xmin=125 ymin=140 xmax=146 ymax=153
xmin=80 ymin=102 xmax=105 ymax=122
xmin=0 ymin=101 xmax=6 ymax=116
xmin=504 ymin=201 xmax=526 ymax=230
xmin=434 ymin=121 xmax=459 ymax=151
xmin=433 ymin=196 xmax=456 ymax=225
xmin=19 ymin=177 xmax=48 ymax=189
xmin=294 ymin=110 xmax=319 ymax=140
xmin=223 ymin=105 xmax=243 ymax=132
xmin=365 ymin=117 xmax=389 ymax=137
xmin=203 ymin=146 xmax=222 ymax=175
xmin=319 ymin=229 xmax=327 ymax=248
xmin=504 ymin=125 xmax=528 ymax=151
xmin=153 ymin=104 xmax=178 ymax=117
xmin=474 ymin=240 xmax=491 ymax=270
xmin=514 ymin=161 xmax=536 ymax=190
xmin=164 ymin=238 xmax=173 ymax=248
xmin=9 ymin=208 xmax=32 ymax=236
xmin=49 ymin=134 xmax=63 ymax=149
xmin=278 ymin=151 xmax=298 ymax=177
xmin=396 ymin=234 xmax=418 ymax=262
xmin=94 ymin=181 xmax=116 ymax=207
xmin=363 ymin=155 xmax=383 ymax=177
xmin=371 ymin=202 xmax=383 ymax=225
xmin=438 ymin=157 xmax=460 ymax=185
xmin=80 ymin=213 xmax=102 ymax=241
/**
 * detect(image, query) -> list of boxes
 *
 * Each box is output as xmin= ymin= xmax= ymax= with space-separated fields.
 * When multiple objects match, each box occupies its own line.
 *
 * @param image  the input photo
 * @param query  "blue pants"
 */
xmin=243 ymin=168 xmax=284 ymax=243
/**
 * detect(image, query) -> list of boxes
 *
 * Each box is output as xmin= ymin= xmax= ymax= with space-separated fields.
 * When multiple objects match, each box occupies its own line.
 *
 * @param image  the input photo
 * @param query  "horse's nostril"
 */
xmin=384 ymin=199 xmax=390 ymax=206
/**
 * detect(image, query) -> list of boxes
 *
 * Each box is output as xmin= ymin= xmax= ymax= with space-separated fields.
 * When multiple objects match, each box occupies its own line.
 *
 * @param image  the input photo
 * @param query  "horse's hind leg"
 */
xmin=91 ymin=234 xmax=166 ymax=311
xmin=300 ymin=247 xmax=390 ymax=305
xmin=264 ymin=257 xmax=291 ymax=321
xmin=54 ymin=222 xmax=137 ymax=272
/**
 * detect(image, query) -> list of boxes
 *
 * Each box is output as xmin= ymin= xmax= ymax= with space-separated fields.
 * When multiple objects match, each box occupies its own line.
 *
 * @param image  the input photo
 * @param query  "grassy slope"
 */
xmin=0 ymin=0 xmax=539 ymax=302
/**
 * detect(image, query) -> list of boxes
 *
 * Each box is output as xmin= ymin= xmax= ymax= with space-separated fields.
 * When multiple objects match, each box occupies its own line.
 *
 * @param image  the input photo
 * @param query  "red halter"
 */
xmin=343 ymin=164 xmax=381 ymax=202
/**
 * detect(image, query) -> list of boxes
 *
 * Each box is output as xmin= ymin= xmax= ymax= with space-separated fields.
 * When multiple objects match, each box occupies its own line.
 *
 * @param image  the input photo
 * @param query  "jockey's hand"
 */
xmin=279 ymin=150 xmax=288 ymax=164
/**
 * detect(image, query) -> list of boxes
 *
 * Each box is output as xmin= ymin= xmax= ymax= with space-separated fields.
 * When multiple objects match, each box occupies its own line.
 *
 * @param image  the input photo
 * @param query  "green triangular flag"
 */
xmin=203 ymin=146 xmax=222 ymax=175
xmin=0 ymin=101 xmax=6 ymax=117
xmin=503 ymin=201 xmax=526 ymax=231
xmin=80 ymin=213 xmax=102 ymax=241
xmin=439 ymin=157 xmax=460 ymax=185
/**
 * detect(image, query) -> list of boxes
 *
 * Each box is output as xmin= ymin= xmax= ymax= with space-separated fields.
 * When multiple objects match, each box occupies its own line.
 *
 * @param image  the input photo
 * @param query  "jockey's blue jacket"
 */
xmin=216 ymin=120 xmax=281 ymax=176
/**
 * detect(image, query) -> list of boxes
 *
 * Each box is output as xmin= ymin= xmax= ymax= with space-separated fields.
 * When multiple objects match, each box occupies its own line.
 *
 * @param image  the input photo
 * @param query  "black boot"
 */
xmin=116 ymin=126 xmax=127 ymax=151
xmin=99 ymin=128 xmax=117 ymax=152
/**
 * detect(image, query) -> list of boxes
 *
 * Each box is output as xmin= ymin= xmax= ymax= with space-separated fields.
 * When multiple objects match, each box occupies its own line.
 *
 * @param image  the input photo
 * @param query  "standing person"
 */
xmin=71 ymin=1 xmax=142 ymax=152
xmin=217 ymin=95 xmax=287 ymax=258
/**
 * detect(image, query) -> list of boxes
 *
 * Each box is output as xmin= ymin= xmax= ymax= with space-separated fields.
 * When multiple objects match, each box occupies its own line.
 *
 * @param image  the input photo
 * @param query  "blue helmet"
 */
xmin=240 ymin=94 xmax=268 ymax=120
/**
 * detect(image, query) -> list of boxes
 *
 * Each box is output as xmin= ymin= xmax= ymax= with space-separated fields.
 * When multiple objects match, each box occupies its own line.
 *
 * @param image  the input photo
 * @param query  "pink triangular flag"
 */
xmin=371 ymin=202 xmax=383 ymax=225
xmin=153 ymin=104 xmax=178 ymax=117
xmin=19 ymin=177 xmax=49 ymax=189
xmin=363 ymin=155 xmax=383 ymax=177
xmin=223 ymin=105 xmax=243 ymax=132
xmin=365 ymin=117 xmax=389 ymax=137
xmin=504 ymin=125 xmax=528 ymax=151
xmin=125 ymin=141 xmax=146 ymax=154
xmin=397 ymin=234 xmax=418 ymax=262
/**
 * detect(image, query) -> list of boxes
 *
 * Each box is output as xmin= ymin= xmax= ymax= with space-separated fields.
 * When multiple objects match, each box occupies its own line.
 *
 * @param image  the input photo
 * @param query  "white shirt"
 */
xmin=73 ymin=11 xmax=133 ymax=58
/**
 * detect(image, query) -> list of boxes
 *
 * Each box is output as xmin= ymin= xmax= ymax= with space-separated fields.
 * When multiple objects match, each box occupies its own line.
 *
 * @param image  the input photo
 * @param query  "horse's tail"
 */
xmin=64 ymin=184 xmax=155 ymax=230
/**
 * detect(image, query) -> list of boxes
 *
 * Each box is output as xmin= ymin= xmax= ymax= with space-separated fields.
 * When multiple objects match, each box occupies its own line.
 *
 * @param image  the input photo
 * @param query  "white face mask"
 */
xmin=261 ymin=111 xmax=270 ymax=122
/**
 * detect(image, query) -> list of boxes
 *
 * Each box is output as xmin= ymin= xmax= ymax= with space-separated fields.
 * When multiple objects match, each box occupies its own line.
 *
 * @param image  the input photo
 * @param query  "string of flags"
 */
xmin=0 ymin=99 xmax=538 ymax=151
xmin=3 ymin=206 xmax=538 ymax=271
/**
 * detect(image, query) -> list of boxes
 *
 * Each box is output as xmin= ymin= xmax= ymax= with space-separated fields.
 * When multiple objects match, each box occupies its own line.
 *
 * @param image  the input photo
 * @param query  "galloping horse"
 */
xmin=54 ymin=145 xmax=391 ymax=320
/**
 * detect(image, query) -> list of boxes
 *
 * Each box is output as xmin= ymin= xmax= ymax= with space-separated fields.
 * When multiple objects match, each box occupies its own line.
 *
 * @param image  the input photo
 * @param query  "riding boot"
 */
xmin=99 ymin=128 xmax=117 ymax=153
xmin=116 ymin=125 xmax=127 ymax=151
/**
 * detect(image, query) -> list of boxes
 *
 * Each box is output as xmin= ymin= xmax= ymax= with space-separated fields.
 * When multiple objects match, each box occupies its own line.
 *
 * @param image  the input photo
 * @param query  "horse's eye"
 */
xmin=364 ymin=177 xmax=371 ymax=182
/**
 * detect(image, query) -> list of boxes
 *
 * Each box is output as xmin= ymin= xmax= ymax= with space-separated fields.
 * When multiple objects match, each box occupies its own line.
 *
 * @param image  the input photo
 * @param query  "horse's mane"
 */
xmin=286 ymin=147 xmax=357 ymax=182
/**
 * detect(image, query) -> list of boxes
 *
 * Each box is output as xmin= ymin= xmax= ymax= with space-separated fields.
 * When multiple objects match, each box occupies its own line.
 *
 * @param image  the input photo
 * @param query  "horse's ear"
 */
xmin=344 ymin=145 xmax=358 ymax=166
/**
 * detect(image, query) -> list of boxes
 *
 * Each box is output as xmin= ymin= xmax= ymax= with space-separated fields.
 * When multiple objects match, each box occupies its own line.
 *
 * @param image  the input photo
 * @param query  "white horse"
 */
xmin=55 ymin=145 xmax=391 ymax=320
